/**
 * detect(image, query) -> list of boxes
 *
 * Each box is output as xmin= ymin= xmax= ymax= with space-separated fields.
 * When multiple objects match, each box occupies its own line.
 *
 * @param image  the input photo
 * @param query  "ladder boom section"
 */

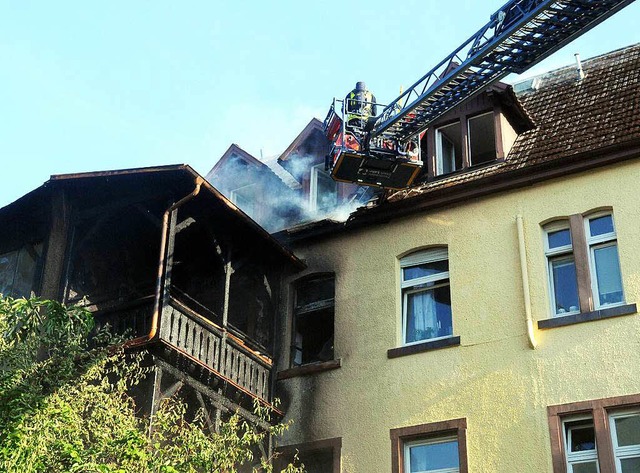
xmin=374 ymin=0 xmax=635 ymax=142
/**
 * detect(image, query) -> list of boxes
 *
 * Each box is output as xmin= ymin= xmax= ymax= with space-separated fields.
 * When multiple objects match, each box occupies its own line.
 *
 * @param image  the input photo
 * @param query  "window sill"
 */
xmin=538 ymin=303 xmax=637 ymax=329
xmin=387 ymin=336 xmax=461 ymax=359
xmin=277 ymin=359 xmax=342 ymax=380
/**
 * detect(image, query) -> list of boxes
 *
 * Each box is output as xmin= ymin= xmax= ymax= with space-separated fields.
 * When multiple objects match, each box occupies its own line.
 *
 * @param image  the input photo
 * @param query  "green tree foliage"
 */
xmin=0 ymin=296 xmax=303 ymax=473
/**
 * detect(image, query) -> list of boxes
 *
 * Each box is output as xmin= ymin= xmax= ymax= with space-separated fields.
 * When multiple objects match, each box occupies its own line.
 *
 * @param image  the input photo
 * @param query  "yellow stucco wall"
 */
xmin=276 ymin=159 xmax=640 ymax=472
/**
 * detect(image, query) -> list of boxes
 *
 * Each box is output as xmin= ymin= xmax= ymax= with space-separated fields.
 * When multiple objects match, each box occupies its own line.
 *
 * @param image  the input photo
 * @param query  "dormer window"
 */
xmin=468 ymin=112 xmax=497 ymax=165
xmin=433 ymin=111 xmax=498 ymax=177
xmin=425 ymin=83 xmax=534 ymax=179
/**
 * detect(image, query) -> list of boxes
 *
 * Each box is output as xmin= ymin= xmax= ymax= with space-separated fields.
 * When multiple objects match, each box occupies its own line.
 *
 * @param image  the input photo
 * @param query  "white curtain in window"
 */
xmin=408 ymin=290 xmax=437 ymax=341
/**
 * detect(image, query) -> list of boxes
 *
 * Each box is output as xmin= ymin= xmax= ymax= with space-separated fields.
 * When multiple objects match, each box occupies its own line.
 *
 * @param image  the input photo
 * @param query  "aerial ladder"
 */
xmin=323 ymin=0 xmax=636 ymax=189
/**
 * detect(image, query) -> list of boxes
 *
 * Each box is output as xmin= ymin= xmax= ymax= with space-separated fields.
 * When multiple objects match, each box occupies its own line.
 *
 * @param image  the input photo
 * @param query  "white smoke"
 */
xmin=207 ymin=151 xmax=376 ymax=234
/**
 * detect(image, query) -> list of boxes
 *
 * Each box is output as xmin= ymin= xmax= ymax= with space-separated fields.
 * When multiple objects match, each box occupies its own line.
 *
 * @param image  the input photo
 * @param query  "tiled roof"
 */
xmin=261 ymin=154 xmax=301 ymax=190
xmin=386 ymin=43 xmax=640 ymax=203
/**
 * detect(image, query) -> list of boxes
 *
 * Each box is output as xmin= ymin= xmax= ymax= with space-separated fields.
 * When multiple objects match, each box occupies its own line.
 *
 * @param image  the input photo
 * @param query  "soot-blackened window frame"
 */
xmin=291 ymin=273 xmax=335 ymax=367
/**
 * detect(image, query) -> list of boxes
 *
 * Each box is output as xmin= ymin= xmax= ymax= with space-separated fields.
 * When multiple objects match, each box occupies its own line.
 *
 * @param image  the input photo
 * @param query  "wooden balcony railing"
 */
xmin=93 ymin=296 xmax=155 ymax=340
xmin=159 ymin=298 xmax=272 ymax=401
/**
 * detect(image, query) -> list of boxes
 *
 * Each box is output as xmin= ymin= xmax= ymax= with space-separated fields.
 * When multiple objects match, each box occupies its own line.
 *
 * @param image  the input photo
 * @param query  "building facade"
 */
xmin=2 ymin=43 xmax=639 ymax=473
xmin=273 ymin=44 xmax=640 ymax=472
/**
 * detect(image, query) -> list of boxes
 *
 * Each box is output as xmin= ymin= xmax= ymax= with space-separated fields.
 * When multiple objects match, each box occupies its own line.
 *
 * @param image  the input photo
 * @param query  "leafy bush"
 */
xmin=0 ymin=296 xmax=303 ymax=473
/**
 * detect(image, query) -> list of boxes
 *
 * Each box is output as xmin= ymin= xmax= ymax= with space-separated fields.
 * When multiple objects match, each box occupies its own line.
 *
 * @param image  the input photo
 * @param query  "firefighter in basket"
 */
xmin=344 ymin=81 xmax=377 ymax=134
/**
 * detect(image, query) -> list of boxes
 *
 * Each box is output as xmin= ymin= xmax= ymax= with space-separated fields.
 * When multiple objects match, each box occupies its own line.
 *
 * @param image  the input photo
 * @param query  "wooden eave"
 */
xmin=33 ymin=164 xmax=304 ymax=271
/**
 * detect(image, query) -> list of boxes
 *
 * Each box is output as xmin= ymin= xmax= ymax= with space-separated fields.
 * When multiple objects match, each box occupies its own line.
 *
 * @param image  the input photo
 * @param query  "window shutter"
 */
xmin=400 ymin=247 xmax=448 ymax=267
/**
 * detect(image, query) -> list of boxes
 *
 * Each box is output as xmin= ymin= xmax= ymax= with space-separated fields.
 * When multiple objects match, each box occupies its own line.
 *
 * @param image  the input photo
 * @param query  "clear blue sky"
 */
xmin=1 ymin=1 xmax=639 ymax=207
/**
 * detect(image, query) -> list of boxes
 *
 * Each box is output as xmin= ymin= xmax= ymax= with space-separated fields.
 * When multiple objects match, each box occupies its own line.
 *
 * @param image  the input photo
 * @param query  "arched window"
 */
xmin=400 ymin=248 xmax=452 ymax=345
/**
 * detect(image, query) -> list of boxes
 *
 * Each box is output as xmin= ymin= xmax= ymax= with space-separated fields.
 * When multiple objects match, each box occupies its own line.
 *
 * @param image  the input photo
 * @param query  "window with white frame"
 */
xmin=230 ymin=184 xmax=257 ymax=219
xmin=563 ymin=418 xmax=600 ymax=473
xmin=405 ymin=436 xmax=460 ymax=473
xmin=435 ymin=122 xmax=463 ymax=176
xmin=586 ymin=213 xmax=624 ymax=308
xmin=609 ymin=410 xmax=640 ymax=472
xmin=310 ymin=164 xmax=337 ymax=212
xmin=544 ymin=222 xmax=580 ymax=316
xmin=549 ymin=395 xmax=640 ymax=473
xmin=400 ymin=248 xmax=452 ymax=345
xmin=542 ymin=211 xmax=625 ymax=318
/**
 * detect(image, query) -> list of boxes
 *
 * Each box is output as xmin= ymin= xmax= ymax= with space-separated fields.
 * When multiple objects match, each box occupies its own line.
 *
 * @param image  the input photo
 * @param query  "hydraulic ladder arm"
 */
xmin=325 ymin=0 xmax=636 ymax=189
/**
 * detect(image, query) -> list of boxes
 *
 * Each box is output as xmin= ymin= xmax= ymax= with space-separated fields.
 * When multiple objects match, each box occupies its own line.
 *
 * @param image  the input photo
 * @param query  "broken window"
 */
xmin=292 ymin=275 xmax=335 ymax=366
xmin=276 ymin=438 xmax=341 ymax=473
xmin=468 ymin=112 xmax=497 ymax=165
xmin=0 ymin=243 xmax=43 ymax=298
xmin=435 ymin=122 xmax=463 ymax=175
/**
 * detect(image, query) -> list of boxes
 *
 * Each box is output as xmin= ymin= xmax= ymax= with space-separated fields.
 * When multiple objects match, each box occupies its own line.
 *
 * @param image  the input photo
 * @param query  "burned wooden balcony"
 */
xmin=55 ymin=168 xmax=303 ymax=412
xmin=159 ymin=296 xmax=272 ymax=402
xmin=90 ymin=294 xmax=272 ymax=403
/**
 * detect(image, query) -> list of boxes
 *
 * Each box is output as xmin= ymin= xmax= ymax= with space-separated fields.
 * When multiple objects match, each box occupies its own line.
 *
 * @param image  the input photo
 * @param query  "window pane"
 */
xmin=570 ymin=425 xmax=596 ymax=452
xmin=406 ymin=284 xmax=452 ymax=343
xmin=298 ymin=449 xmax=334 ymax=473
xmin=551 ymin=257 xmax=580 ymax=314
xmin=296 ymin=278 xmax=334 ymax=309
xmin=571 ymin=461 xmax=599 ymax=473
xmin=468 ymin=112 xmax=496 ymax=165
xmin=593 ymin=245 xmax=624 ymax=306
xmin=589 ymin=215 xmax=614 ymax=237
xmin=403 ymin=260 xmax=449 ymax=281
xmin=409 ymin=440 xmax=459 ymax=472
xmin=548 ymin=228 xmax=572 ymax=249
xmin=620 ymin=457 xmax=640 ymax=473
xmin=614 ymin=414 xmax=640 ymax=447
xmin=436 ymin=122 xmax=462 ymax=175
xmin=314 ymin=168 xmax=338 ymax=211
xmin=231 ymin=185 xmax=256 ymax=219
xmin=11 ymin=244 xmax=42 ymax=298
xmin=0 ymin=250 xmax=19 ymax=296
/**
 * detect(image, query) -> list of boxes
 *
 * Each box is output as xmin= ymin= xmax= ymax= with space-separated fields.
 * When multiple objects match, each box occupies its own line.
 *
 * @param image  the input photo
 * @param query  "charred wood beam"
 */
xmin=162 ymin=380 xmax=184 ymax=399
xmin=148 ymin=365 xmax=164 ymax=437
xmin=76 ymin=192 xmax=168 ymax=221
xmin=196 ymin=391 xmax=216 ymax=434
xmin=154 ymin=358 xmax=270 ymax=430
xmin=175 ymin=217 xmax=196 ymax=234
xmin=221 ymin=249 xmax=233 ymax=333
xmin=134 ymin=203 xmax=163 ymax=229
xmin=41 ymin=189 xmax=71 ymax=300
xmin=161 ymin=208 xmax=179 ymax=308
